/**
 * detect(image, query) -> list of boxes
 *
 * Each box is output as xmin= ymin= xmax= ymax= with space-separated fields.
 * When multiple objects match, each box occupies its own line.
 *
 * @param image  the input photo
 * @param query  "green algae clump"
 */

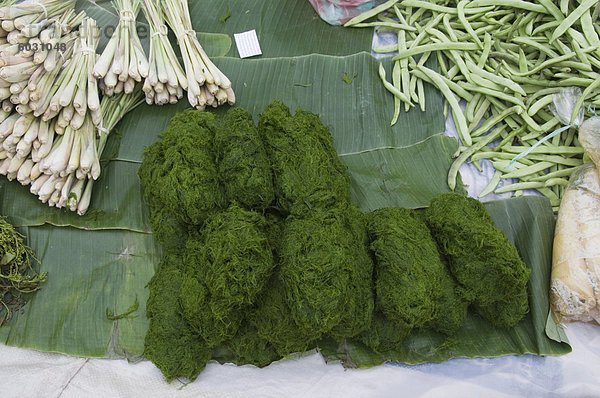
xmin=138 ymin=110 xmax=225 ymax=227
xmin=423 ymin=193 xmax=531 ymax=328
xmin=367 ymin=207 xmax=465 ymax=332
xmin=279 ymin=205 xmax=374 ymax=338
xmin=215 ymin=107 xmax=275 ymax=210
xmin=144 ymin=254 xmax=212 ymax=383
xmin=249 ymin=273 xmax=318 ymax=357
xmin=258 ymin=101 xmax=351 ymax=216
xmin=180 ymin=203 xmax=275 ymax=346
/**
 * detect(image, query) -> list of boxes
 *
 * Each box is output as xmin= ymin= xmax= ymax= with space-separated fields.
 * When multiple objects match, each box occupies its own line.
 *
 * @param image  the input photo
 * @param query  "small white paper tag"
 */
xmin=234 ymin=29 xmax=262 ymax=58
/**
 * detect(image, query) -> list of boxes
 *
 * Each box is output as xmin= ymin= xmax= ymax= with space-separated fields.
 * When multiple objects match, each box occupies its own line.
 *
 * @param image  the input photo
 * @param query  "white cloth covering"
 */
xmin=0 ymin=322 xmax=598 ymax=398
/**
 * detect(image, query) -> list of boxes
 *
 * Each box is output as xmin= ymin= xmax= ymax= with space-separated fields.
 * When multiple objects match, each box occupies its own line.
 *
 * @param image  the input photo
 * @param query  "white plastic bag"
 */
xmin=551 ymin=163 xmax=600 ymax=324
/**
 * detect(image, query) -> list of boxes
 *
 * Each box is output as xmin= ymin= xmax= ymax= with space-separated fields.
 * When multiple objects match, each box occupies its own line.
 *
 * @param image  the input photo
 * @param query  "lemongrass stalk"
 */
xmin=10 ymin=80 xmax=27 ymax=94
xmin=77 ymin=179 xmax=93 ymax=215
xmin=0 ymin=112 xmax=18 ymax=138
xmin=66 ymin=128 xmax=81 ymax=174
xmin=0 ymin=43 xmax=19 ymax=57
xmin=1 ymin=20 xmax=14 ymax=32
xmin=29 ymin=173 xmax=49 ymax=194
xmin=2 ymin=100 xmax=12 ymax=113
xmin=38 ymin=173 xmax=59 ymax=200
xmin=17 ymin=86 xmax=29 ymax=104
xmin=38 ymin=132 xmax=62 ymax=171
xmin=93 ymin=29 xmax=119 ymax=78
xmin=67 ymin=177 xmax=85 ymax=210
xmin=0 ymin=157 xmax=9 ymax=174
xmin=0 ymin=109 xmax=9 ymax=123
xmin=29 ymin=162 xmax=40 ymax=180
xmin=70 ymin=110 xmax=85 ymax=130
xmin=59 ymin=172 xmax=74 ymax=206
xmin=35 ymin=122 xmax=54 ymax=161
xmin=13 ymin=14 xmax=37 ymax=31
xmin=0 ymin=87 xmax=10 ymax=101
xmin=16 ymin=157 xmax=33 ymax=184
xmin=48 ymin=125 xmax=74 ymax=175
xmin=37 ymin=119 xmax=49 ymax=144
xmin=0 ymin=54 xmax=33 ymax=67
xmin=7 ymin=153 xmax=25 ymax=174
xmin=16 ymin=103 xmax=31 ymax=115
xmin=21 ymin=117 xmax=38 ymax=145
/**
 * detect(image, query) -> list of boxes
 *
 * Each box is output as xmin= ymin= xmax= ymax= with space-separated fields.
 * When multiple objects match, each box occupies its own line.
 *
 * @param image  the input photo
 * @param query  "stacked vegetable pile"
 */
xmin=346 ymin=0 xmax=600 ymax=211
xmin=139 ymin=102 xmax=531 ymax=382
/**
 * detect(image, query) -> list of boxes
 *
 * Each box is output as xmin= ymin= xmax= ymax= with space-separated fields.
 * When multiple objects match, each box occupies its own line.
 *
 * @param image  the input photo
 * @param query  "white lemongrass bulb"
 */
xmin=12 ymin=113 xmax=34 ymax=138
xmin=0 ymin=113 xmax=18 ymax=138
xmin=70 ymin=111 xmax=86 ymax=130
xmin=10 ymin=80 xmax=27 ymax=94
xmin=77 ymin=179 xmax=93 ymax=215
xmin=66 ymin=132 xmax=81 ymax=174
xmin=16 ymin=103 xmax=32 ymax=115
xmin=30 ymin=173 xmax=50 ymax=195
xmin=38 ymin=174 xmax=59 ymax=199
xmin=22 ymin=118 xmax=39 ymax=144
xmin=0 ymin=157 xmax=10 ymax=175
xmin=67 ymin=177 xmax=86 ymax=210
xmin=37 ymin=120 xmax=49 ymax=144
xmin=49 ymin=127 xmax=74 ymax=175
xmin=7 ymin=153 xmax=25 ymax=174
xmin=48 ymin=189 xmax=60 ymax=207
xmin=16 ymin=158 xmax=33 ymax=184
xmin=29 ymin=162 xmax=41 ymax=180
xmin=1 ymin=20 xmax=14 ymax=33
xmin=60 ymin=172 xmax=75 ymax=204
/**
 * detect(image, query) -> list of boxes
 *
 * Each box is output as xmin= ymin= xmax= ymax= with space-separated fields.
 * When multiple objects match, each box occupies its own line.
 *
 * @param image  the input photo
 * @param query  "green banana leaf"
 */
xmin=0 ymin=0 xmax=570 ymax=363
xmin=0 ymin=226 xmax=157 ymax=358
xmin=0 ymin=53 xmax=448 ymax=231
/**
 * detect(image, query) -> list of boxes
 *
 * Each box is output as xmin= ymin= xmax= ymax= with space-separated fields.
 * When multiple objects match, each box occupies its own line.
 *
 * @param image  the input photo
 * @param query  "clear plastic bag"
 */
xmin=579 ymin=116 xmax=600 ymax=169
xmin=551 ymin=163 xmax=600 ymax=324
xmin=308 ymin=0 xmax=384 ymax=25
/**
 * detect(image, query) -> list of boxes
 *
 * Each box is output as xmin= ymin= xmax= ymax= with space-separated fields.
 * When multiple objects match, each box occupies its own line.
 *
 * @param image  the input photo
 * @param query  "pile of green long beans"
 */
xmin=347 ymin=0 xmax=600 ymax=211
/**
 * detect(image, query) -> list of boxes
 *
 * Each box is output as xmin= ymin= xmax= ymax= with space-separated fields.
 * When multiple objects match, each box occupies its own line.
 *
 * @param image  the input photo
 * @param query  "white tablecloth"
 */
xmin=0 ymin=321 xmax=598 ymax=398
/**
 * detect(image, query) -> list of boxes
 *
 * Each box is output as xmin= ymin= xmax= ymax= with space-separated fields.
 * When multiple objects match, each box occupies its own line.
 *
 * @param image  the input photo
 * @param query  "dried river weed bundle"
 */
xmin=215 ymin=107 xmax=274 ymax=211
xmin=180 ymin=204 xmax=274 ymax=346
xmin=424 ymin=193 xmax=531 ymax=328
xmin=226 ymin=321 xmax=281 ymax=368
xmin=249 ymin=273 xmax=318 ymax=357
xmin=367 ymin=207 xmax=467 ymax=336
xmin=279 ymin=205 xmax=374 ymax=337
xmin=258 ymin=101 xmax=350 ymax=216
xmin=144 ymin=254 xmax=211 ymax=383
xmin=142 ymin=104 xmax=532 ymax=382
xmin=138 ymin=110 xmax=225 ymax=225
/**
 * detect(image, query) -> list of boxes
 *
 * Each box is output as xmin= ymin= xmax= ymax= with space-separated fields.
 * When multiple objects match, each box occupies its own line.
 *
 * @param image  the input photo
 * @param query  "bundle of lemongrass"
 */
xmin=161 ymin=0 xmax=235 ymax=110
xmin=0 ymin=0 xmax=74 ymax=38
xmin=0 ymin=3 xmax=85 ymax=116
xmin=141 ymin=0 xmax=186 ymax=105
xmin=94 ymin=0 xmax=149 ymax=96
xmin=0 ymin=14 xmax=118 ymax=215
